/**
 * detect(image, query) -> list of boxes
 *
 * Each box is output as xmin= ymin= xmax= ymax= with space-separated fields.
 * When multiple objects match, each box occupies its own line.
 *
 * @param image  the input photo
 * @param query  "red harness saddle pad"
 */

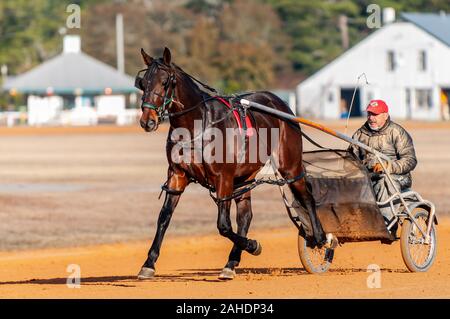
xmin=214 ymin=97 xmax=253 ymax=137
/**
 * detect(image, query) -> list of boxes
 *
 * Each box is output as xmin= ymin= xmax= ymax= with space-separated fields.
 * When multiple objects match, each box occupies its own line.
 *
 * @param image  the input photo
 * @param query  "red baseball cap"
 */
xmin=366 ymin=100 xmax=389 ymax=114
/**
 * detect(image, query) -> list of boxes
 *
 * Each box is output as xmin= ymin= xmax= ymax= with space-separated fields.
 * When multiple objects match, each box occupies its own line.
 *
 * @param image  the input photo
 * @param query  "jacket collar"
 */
xmin=361 ymin=116 xmax=391 ymax=135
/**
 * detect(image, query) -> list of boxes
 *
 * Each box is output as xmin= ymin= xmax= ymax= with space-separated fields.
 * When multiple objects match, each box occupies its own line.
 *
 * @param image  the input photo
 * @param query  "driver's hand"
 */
xmin=373 ymin=162 xmax=391 ymax=174
xmin=373 ymin=163 xmax=384 ymax=174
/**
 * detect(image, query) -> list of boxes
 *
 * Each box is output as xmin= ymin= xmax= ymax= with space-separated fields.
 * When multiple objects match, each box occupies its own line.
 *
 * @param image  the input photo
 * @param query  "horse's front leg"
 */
xmin=137 ymin=171 xmax=187 ymax=279
xmin=137 ymin=192 xmax=181 ymax=279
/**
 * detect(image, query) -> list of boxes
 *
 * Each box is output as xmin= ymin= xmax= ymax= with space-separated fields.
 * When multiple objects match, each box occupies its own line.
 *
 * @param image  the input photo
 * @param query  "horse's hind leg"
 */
xmin=216 ymin=199 xmax=260 ymax=253
xmin=287 ymin=175 xmax=326 ymax=246
xmin=219 ymin=193 xmax=253 ymax=280
xmin=276 ymin=152 xmax=326 ymax=246
xmin=215 ymin=184 xmax=261 ymax=267
xmin=275 ymin=118 xmax=327 ymax=247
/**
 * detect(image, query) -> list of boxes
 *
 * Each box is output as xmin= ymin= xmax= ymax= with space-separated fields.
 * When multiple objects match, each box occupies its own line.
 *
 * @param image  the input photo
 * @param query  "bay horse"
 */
xmin=136 ymin=47 xmax=327 ymax=280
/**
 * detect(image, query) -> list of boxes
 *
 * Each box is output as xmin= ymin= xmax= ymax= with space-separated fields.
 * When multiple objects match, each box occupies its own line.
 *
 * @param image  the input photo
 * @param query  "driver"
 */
xmin=349 ymin=100 xmax=417 ymax=228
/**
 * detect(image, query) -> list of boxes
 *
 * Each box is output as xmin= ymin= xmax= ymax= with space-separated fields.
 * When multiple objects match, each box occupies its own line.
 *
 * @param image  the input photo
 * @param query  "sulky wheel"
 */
xmin=297 ymin=231 xmax=334 ymax=274
xmin=400 ymin=208 xmax=437 ymax=272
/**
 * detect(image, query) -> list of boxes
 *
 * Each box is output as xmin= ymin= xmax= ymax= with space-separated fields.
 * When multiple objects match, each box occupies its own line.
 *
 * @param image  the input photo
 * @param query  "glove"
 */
xmin=362 ymin=155 xmax=378 ymax=170
xmin=373 ymin=163 xmax=384 ymax=174
xmin=373 ymin=161 xmax=391 ymax=174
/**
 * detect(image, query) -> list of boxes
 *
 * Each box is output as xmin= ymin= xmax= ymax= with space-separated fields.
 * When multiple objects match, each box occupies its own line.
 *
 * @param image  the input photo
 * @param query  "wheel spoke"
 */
xmin=300 ymin=237 xmax=331 ymax=273
xmin=307 ymin=246 xmax=326 ymax=268
xmin=408 ymin=215 xmax=433 ymax=268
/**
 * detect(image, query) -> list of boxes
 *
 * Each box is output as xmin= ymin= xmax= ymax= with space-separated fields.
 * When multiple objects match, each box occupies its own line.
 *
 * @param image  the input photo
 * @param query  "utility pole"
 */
xmin=338 ymin=15 xmax=349 ymax=50
xmin=1 ymin=64 xmax=7 ymax=84
xmin=116 ymin=13 xmax=125 ymax=73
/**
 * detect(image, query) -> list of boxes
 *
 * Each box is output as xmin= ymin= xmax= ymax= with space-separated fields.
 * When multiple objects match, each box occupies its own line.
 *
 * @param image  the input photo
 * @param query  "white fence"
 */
xmin=0 ymin=108 xmax=140 ymax=127
xmin=0 ymin=112 xmax=26 ymax=127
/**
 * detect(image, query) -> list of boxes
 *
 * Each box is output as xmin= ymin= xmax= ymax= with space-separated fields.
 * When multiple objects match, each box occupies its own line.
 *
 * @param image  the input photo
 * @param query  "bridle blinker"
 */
xmin=135 ymin=62 xmax=177 ymax=122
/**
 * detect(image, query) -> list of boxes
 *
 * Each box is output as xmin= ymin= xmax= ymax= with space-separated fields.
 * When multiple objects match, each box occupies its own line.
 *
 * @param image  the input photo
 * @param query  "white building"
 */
xmin=296 ymin=11 xmax=450 ymax=120
xmin=3 ymin=35 xmax=139 ymax=126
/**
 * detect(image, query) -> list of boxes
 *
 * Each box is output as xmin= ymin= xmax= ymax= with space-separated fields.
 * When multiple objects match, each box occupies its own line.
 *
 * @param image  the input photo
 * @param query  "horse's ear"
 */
xmin=141 ymin=48 xmax=153 ymax=66
xmin=163 ymin=47 xmax=171 ymax=66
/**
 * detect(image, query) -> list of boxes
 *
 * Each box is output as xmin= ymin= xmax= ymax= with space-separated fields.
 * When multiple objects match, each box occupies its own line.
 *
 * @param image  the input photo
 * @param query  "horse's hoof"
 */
xmin=250 ymin=241 xmax=262 ymax=256
xmin=219 ymin=268 xmax=236 ymax=280
xmin=324 ymin=233 xmax=338 ymax=249
xmin=137 ymin=267 xmax=155 ymax=280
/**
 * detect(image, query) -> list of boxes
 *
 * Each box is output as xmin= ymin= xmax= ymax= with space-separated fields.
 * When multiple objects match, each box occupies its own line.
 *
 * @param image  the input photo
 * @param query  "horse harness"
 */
xmin=135 ymin=62 xmax=177 ymax=122
xmin=160 ymin=96 xmax=307 ymax=204
xmin=136 ymin=61 xmax=307 ymax=203
xmin=135 ymin=60 xmax=218 ymax=123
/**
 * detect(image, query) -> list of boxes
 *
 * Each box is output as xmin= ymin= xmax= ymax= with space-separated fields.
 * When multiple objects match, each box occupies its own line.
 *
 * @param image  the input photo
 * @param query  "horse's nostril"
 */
xmin=140 ymin=120 xmax=147 ymax=129
xmin=147 ymin=119 xmax=156 ymax=131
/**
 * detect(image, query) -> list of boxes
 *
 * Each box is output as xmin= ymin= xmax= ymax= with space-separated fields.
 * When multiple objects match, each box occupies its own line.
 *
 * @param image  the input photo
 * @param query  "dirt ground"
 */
xmin=0 ymin=120 xmax=449 ymax=298
xmin=0 ymin=221 xmax=449 ymax=298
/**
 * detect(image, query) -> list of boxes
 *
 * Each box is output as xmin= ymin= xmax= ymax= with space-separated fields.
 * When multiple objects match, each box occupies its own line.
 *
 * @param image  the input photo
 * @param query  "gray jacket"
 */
xmin=349 ymin=118 xmax=417 ymax=188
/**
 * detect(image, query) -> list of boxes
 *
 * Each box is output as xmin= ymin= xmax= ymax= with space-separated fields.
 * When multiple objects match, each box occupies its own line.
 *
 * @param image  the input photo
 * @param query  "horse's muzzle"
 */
xmin=140 ymin=119 xmax=158 ymax=132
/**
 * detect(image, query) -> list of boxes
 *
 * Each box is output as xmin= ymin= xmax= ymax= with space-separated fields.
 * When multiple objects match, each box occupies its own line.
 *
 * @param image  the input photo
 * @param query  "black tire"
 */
xmin=297 ymin=234 xmax=332 ymax=274
xmin=400 ymin=208 xmax=437 ymax=272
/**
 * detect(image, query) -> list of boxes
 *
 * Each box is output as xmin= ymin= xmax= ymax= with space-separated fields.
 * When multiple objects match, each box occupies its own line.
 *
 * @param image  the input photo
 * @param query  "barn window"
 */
xmin=418 ymin=50 xmax=427 ymax=71
xmin=415 ymin=89 xmax=432 ymax=109
xmin=328 ymin=92 xmax=334 ymax=103
xmin=387 ymin=51 xmax=396 ymax=71
xmin=405 ymin=88 xmax=411 ymax=107
xmin=405 ymin=88 xmax=412 ymax=118
xmin=62 ymin=95 xmax=76 ymax=110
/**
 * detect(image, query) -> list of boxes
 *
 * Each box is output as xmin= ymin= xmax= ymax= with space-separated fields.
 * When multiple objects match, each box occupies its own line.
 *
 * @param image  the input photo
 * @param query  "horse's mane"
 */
xmin=171 ymin=62 xmax=218 ymax=96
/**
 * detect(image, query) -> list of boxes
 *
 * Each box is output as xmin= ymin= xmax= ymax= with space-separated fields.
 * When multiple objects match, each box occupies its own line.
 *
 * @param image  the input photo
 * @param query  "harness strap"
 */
xmin=211 ymin=171 xmax=306 ymax=203
xmin=283 ymin=171 xmax=307 ymax=184
xmin=142 ymin=102 xmax=159 ymax=111
xmin=300 ymin=130 xmax=331 ymax=150
xmin=142 ymin=89 xmax=176 ymax=116
xmin=158 ymin=184 xmax=184 ymax=199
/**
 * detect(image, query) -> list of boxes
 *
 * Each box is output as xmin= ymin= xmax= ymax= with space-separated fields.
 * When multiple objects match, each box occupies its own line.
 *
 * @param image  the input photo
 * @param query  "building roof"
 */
xmin=401 ymin=12 xmax=450 ymax=47
xmin=298 ymin=12 xmax=450 ymax=88
xmin=3 ymin=51 xmax=137 ymax=95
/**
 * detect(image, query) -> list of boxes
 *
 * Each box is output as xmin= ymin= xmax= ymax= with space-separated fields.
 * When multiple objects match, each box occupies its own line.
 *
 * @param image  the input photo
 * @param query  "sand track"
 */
xmin=0 ymin=123 xmax=449 ymax=298
xmin=0 ymin=221 xmax=449 ymax=298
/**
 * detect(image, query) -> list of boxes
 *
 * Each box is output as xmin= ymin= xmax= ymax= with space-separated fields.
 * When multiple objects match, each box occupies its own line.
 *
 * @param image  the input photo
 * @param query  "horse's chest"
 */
xmin=167 ymin=145 xmax=207 ymax=181
xmin=178 ymin=161 xmax=203 ymax=177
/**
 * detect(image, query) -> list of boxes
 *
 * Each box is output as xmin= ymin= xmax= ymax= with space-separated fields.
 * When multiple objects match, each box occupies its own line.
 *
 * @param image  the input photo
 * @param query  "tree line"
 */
xmin=1 ymin=0 xmax=449 ymax=98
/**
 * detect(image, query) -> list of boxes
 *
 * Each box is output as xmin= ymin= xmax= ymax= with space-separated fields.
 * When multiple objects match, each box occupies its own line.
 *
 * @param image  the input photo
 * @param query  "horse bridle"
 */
xmin=135 ymin=61 xmax=177 ymax=122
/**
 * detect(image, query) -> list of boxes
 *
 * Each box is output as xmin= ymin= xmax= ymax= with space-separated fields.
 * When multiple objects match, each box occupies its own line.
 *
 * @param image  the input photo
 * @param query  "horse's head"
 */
xmin=136 ymin=47 xmax=176 ymax=132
